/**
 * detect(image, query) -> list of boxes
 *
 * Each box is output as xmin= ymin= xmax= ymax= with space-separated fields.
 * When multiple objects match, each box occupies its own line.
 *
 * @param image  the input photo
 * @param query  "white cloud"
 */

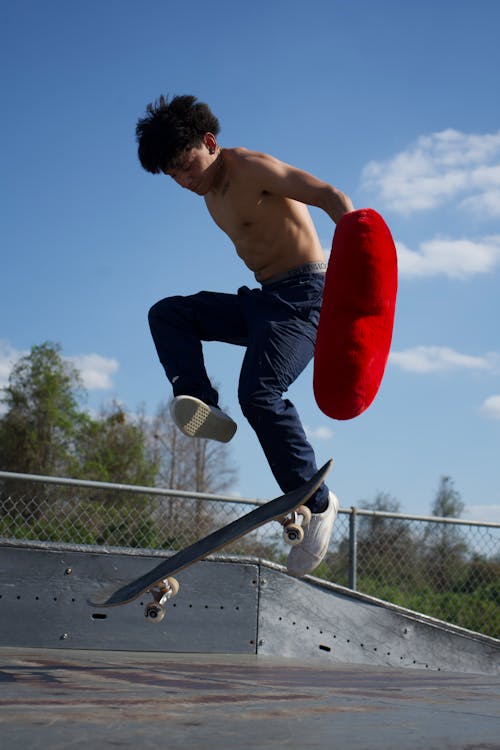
xmin=305 ymin=425 xmax=334 ymax=440
xmin=390 ymin=346 xmax=500 ymax=374
xmin=462 ymin=188 xmax=500 ymax=216
xmin=66 ymin=353 xmax=119 ymax=390
xmin=396 ymin=235 xmax=500 ymax=279
xmin=480 ymin=395 xmax=500 ymax=419
xmin=361 ymin=128 xmax=500 ymax=216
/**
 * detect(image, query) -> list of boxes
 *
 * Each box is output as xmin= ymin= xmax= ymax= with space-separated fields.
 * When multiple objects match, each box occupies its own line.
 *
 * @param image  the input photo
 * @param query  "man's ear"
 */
xmin=203 ymin=132 xmax=217 ymax=154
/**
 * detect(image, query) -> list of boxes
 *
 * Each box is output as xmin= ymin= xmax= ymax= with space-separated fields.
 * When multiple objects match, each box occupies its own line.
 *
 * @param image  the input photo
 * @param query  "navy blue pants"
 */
xmin=148 ymin=271 xmax=329 ymax=512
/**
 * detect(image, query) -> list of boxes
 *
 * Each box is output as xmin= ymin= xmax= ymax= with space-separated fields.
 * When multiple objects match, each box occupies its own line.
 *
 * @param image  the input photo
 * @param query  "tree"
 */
xmin=72 ymin=403 xmax=161 ymax=547
xmin=0 ymin=342 xmax=89 ymax=520
xmin=357 ymin=492 xmax=418 ymax=586
xmin=0 ymin=341 xmax=240 ymax=547
xmin=150 ymin=401 xmax=238 ymax=543
xmin=424 ymin=476 xmax=468 ymax=591
xmin=431 ymin=475 xmax=465 ymax=518
xmin=78 ymin=401 xmax=159 ymax=488
xmin=151 ymin=401 xmax=237 ymax=495
xmin=0 ymin=342 xmax=86 ymax=477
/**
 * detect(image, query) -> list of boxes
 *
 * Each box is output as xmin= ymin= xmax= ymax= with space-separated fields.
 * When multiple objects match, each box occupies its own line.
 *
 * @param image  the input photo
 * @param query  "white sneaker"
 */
xmin=286 ymin=491 xmax=339 ymax=577
xmin=170 ymin=395 xmax=237 ymax=443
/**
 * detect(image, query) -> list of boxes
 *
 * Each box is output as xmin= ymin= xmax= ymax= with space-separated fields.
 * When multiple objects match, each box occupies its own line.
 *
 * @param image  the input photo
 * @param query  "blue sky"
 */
xmin=1 ymin=0 xmax=499 ymax=521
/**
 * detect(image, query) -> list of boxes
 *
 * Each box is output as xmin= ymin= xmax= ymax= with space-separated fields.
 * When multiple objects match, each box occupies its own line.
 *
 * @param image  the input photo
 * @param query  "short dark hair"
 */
xmin=135 ymin=95 xmax=220 ymax=173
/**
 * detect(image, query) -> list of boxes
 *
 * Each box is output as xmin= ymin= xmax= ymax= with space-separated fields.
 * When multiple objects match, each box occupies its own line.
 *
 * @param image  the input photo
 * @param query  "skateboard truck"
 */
xmin=281 ymin=505 xmax=311 ymax=546
xmin=144 ymin=576 xmax=179 ymax=622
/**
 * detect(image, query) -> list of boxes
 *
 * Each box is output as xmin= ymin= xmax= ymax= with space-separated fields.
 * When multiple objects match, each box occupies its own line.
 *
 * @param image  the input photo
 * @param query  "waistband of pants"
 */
xmin=259 ymin=261 xmax=327 ymax=286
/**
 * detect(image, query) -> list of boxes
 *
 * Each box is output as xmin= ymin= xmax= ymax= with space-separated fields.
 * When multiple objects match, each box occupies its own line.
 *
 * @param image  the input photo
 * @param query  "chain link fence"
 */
xmin=0 ymin=471 xmax=498 ymax=639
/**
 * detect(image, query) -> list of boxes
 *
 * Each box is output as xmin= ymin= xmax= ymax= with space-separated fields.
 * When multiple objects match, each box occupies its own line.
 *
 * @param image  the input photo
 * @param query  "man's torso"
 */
xmin=204 ymin=148 xmax=325 ymax=282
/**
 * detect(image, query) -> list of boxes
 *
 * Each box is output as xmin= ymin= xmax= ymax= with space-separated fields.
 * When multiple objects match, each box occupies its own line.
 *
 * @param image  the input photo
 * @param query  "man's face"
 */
xmin=164 ymin=140 xmax=216 ymax=195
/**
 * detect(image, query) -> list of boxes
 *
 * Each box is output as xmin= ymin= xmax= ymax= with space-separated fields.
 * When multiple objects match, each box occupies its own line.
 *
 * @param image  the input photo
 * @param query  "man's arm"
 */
xmin=238 ymin=150 xmax=354 ymax=224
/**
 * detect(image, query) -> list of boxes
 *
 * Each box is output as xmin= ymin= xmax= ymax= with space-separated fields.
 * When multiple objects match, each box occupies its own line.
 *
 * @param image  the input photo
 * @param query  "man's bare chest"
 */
xmin=205 ymin=188 xmax=280 ymax=239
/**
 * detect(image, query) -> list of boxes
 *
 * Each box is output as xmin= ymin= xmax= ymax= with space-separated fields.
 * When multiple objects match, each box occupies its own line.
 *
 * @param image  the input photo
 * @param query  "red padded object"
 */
xmin=314 ymin=208 xmax=398 ymax=420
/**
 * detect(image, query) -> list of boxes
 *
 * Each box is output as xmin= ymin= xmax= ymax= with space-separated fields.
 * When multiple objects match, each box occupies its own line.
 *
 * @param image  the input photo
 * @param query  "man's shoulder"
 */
xmin=224 ymin=147 xmax=281 ymax=177
xmin=224 ymin=146 xmax=273 ymax=164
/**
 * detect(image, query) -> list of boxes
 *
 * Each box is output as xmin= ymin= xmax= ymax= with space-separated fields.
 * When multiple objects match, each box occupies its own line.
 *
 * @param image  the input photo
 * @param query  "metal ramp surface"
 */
xmin=0 ymin=540 xmax=498 ymax=674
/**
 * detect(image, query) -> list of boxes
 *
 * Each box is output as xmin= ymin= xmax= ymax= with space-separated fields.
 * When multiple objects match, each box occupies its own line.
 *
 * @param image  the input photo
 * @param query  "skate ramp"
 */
xmin=0 ymin=540 xmax=498 ymax=675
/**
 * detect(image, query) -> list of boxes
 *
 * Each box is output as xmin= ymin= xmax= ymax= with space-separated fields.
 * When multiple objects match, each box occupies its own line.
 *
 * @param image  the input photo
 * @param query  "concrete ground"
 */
xmin=1 ymin=647 xmax=499 ymax=750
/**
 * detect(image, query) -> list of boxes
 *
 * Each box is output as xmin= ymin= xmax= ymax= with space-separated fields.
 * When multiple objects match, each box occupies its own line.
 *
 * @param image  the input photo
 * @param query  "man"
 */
xmin=136 ymin=94 xmax=354 ymax=576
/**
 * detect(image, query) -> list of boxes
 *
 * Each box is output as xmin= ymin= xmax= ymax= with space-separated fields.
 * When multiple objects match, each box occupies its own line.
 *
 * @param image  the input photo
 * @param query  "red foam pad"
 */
xmin=314 ymin=208 xmax=398 ymax=420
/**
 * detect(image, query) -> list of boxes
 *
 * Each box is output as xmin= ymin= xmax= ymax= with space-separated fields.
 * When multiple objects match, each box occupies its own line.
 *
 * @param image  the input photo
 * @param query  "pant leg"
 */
xmin=237 ymin=278 xmax=329 ymax=512
xmin=148 ymin=291 xmax=247 ymax=406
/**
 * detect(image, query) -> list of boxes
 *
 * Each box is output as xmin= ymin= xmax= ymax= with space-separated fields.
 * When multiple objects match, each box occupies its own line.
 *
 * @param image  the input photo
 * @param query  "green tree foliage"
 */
xmin=0 ymin=342 xmax=86 ymax=476
xmin=78 ymin=402 xmax=158 ymax=488
xmin=431 ymin=475 xmax=465 ymax=518
xmin=357 ymin=493 xmax=419 ymax=585
xmin=0 ymin=341 xmax=238 ymax=545
xmin=317 ymin=483 xmax=499 ymax=637
xmin=424 ymin=476 xmax=468 ymax=590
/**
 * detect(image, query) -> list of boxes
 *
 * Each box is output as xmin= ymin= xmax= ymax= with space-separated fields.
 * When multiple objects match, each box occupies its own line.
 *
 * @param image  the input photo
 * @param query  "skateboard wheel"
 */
xmin=144 ymin=602 xmax=165 ymax=622
xmin=167 ymin=577 xmax=179 ymax=597
xmin=297 ymin=505 xmax=312 ymax=527
xmin=283 ymin=523 xmax=304 ymax=546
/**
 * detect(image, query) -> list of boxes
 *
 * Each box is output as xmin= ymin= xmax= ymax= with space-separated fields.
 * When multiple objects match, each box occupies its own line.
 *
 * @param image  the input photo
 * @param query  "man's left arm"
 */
xmin=244 ymin=151 xmax=354 ymax=223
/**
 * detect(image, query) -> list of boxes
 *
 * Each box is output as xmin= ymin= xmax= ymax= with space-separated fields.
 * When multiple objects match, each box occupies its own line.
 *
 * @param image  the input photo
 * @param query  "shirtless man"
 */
xmin=136 ymin=95 xmax=354 ymax=576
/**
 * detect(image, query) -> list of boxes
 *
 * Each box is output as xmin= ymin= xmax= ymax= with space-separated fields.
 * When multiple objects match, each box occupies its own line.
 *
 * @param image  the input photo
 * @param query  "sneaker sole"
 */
xmin=172 ymin=398 xmax=236 ymax=443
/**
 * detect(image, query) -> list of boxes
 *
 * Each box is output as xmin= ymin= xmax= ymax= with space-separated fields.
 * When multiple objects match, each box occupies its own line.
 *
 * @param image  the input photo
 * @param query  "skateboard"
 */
xmin=88 ymin=459 xmax=332 ymax=622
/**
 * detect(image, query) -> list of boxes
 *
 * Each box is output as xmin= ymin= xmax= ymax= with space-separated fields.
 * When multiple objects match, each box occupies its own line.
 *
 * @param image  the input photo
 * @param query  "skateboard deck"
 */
xmin=88 ymin=459 xmax=332 ymax=619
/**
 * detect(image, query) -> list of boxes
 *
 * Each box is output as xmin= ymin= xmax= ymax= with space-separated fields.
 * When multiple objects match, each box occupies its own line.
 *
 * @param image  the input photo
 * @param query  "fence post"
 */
xmin=349 ymin=506 xmax=357 ymax=591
